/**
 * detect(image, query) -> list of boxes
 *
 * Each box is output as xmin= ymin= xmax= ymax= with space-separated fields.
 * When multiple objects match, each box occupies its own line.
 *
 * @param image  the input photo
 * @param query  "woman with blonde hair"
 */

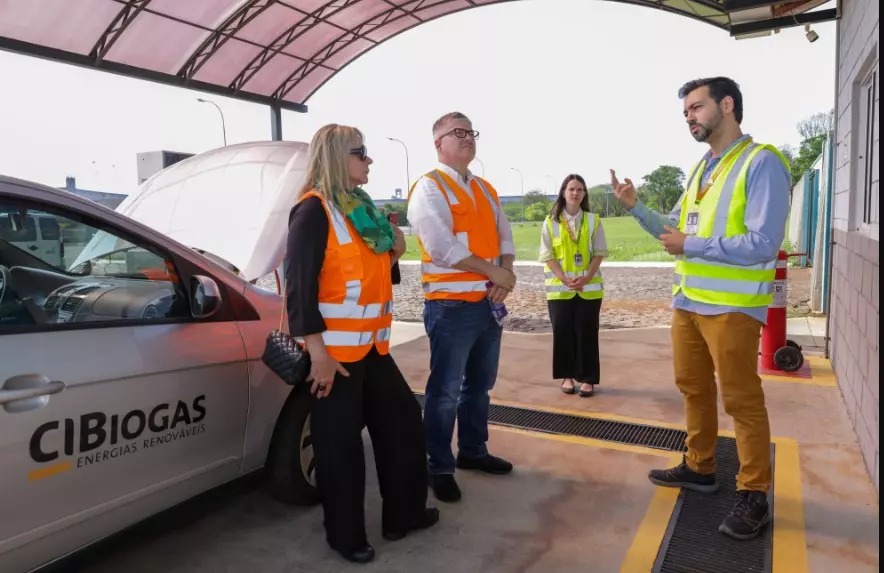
xmin=284 ymin=124 xmax=438 ymax=563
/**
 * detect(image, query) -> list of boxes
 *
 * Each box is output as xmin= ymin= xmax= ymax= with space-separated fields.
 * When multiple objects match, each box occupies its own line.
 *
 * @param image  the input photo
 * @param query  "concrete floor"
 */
xmin=392 ymin=325 xmax=879 ymax=573
xmin=74 ymin=429 xmax=679 ymax=573
xmin=70 ymin=322 xmax=877 ymax=573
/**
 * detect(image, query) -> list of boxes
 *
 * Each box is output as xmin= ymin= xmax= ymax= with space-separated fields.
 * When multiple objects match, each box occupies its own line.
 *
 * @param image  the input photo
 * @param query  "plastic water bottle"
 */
xmin=486 ymin=281 xmax=508 ymax=326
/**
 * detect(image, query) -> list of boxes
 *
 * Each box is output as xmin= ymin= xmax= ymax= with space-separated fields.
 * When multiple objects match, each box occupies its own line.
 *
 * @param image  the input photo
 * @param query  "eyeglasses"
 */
xmin=349 ymin=145 xmax=369 ymax=161
xmin=438 ymin=128 xmax=479 ymax=140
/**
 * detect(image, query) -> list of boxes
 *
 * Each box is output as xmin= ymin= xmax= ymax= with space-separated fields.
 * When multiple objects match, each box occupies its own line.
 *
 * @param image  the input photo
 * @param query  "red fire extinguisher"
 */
xmin=760 ymin=250 xmax=805 ymax=372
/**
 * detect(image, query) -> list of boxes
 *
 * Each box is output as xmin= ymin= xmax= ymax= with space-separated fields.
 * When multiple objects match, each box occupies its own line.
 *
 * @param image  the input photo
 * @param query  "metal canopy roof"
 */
xmin=0 ymin=0 xmax=838 ymax=113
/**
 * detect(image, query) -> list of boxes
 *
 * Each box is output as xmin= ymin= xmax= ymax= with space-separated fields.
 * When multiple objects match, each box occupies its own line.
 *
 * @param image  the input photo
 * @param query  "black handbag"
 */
xmin=261 ymin=295 xmax=311 ymax=386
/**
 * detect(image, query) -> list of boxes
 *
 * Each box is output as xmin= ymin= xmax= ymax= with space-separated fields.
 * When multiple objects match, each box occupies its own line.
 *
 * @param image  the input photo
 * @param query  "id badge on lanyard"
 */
xmin=685 ymin=211 xmax=700 ymax=236
xmin=574 ymin=253 xmax=584 ymax=267
xmin=684 ymin=211 xmax=700 ymax=236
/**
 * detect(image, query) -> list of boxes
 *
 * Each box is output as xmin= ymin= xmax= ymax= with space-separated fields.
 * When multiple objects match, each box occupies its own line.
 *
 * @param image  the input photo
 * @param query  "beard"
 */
xmin=690 ymin=124 xmax=711 ymax=142
xmin=689 ymin=109 xmax=723 ymax=142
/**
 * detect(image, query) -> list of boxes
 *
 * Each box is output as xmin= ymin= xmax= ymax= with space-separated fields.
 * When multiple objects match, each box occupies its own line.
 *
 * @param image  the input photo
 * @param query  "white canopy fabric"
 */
xmin=0 ymin=0 xmax=837 ymax=111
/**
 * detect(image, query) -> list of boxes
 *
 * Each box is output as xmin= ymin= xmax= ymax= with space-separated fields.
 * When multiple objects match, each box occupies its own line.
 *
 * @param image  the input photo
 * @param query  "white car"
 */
xmin=0 ymin=141 xmax=318 ymax=573
xmin=0 ymin=211 xmax=64 ymax=268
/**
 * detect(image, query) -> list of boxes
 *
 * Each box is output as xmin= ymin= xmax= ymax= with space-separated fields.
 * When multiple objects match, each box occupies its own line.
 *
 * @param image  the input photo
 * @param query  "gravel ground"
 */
xmin=393 ymin=264 xmax=813 ymax=333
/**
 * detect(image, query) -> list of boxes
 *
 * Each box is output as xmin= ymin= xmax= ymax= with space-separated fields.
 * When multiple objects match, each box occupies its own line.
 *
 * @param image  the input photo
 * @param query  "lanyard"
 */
xmin=564 ymin=211 xmax=582 ymax=244
xmin=695 ymin=137 xmax=753 ymax=203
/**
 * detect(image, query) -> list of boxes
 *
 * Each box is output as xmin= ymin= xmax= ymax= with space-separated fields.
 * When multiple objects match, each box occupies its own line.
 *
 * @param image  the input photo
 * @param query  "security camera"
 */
xmin=805 ymin=25 xmax=819 ymax=43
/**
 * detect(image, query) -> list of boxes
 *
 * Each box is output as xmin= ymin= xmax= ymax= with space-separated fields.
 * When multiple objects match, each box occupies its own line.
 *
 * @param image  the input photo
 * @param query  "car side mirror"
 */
xmin=191 ymin=275 xmax=222 ymax=319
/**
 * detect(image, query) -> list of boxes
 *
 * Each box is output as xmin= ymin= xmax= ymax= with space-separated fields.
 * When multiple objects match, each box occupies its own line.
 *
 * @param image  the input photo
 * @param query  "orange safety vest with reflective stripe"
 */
xmin=408 ymin=170 xmax=502 ymax=302
xmin=300 ymin=190 xmax=393 ymax=363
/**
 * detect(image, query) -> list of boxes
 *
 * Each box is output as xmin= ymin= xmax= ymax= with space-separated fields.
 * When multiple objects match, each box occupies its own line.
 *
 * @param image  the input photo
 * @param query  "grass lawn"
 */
xmin=400 ymin=216 xmax=675 ymax=262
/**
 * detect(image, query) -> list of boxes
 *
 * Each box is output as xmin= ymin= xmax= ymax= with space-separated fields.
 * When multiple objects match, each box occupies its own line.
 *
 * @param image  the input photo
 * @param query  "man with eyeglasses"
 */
xmin=407 ymin=111 xmax=517 ymax=503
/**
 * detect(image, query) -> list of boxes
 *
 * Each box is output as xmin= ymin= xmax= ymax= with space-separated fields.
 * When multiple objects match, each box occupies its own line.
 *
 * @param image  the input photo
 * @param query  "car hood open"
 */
xmin=110 ymin=141 xmax=309 ymax=281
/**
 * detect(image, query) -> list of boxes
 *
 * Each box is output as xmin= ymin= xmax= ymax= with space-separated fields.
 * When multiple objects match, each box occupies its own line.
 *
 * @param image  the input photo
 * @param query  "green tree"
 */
xmin=503 ymin=202 xmax=524 ymax=221
xmin=638 ymin=166 xmax=685 ymax=214
xmin=524 ymin=189 xmax=548 ymax=206
xmin=524 ymin=200 xmax=551 ymax=222
xmin=779 ymin=144 xmax=796 ymax=165
xmin=586 ymin=183 xmax=628 ymax=218
xmin=782 ymin=110 xmax=834 ymax=185
xmin=789 ymin=135 xmax=828 ymax=185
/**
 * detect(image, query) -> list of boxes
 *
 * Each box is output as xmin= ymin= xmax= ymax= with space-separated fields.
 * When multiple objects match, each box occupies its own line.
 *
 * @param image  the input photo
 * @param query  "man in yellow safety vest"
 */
xmin=611 ymin=77 xmax=791 ymax=541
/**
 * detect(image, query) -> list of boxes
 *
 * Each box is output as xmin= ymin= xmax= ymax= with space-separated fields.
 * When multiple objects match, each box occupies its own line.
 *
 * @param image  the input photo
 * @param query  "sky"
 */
xmin=0 ymin=0 xmax=837 ymax=200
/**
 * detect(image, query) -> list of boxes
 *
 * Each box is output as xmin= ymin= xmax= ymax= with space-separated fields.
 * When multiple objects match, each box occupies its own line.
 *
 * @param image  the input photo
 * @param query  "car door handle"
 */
xmin=0 ymin=376 xmax=65 ymax=405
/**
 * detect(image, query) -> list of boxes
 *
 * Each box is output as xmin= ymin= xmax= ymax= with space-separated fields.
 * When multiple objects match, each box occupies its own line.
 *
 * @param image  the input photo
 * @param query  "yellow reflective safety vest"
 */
xmin=543 ymin=212 xmax=604 ymax=301
xmin=673 ymin=138 xmax=790 ymax=307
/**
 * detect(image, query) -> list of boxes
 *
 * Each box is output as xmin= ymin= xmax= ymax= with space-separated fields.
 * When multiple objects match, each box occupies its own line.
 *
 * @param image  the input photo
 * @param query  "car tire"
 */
xmin=267 ymin=388 xmax=319 ymax=506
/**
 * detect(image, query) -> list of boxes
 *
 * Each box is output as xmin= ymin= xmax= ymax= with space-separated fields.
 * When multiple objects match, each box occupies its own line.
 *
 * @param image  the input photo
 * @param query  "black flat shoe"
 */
xmin=561 ymin=379 xmax=577 ymax=394
xmin=578 ymin=383 xmax=595 ymax=397
xmin=383 ymin=507 xmax=441 ymax=541
xmin=337 ymin=544 xmax=375 ymax=564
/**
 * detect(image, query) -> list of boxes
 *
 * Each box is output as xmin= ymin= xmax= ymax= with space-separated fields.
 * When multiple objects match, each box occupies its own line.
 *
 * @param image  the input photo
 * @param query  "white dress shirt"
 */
xmin=407 ymin=163 xmax=516 ymax=267
xmin=538 ymin=209 xmax=609 ymax=263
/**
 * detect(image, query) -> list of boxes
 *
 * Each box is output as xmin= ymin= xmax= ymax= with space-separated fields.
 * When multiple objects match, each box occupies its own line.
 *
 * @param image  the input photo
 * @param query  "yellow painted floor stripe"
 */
xmin=772 ymin=438 xmax=809 ymax=573
xmin=488 ymin=400 xmax=808 ymax=572
xmin=489 ymin=425 xmax=682 ymax=573
xmin=620 ymin=486 xmax=680 ymax=573
xmin=762 ymin=355 xmax=837 ymax=386
xmin=28 ymin=460 xmax=73 ymax=481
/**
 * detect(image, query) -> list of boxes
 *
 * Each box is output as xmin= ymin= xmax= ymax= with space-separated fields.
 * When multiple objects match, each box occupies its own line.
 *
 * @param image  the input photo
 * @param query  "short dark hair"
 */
xmin=678 ymin=77 xmax=743 ymax=124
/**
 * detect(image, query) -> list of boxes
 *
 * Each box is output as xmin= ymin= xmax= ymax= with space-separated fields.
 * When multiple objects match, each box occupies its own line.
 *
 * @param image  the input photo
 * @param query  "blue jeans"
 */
xmin=423 ymin=298 xmax=503 ymax=475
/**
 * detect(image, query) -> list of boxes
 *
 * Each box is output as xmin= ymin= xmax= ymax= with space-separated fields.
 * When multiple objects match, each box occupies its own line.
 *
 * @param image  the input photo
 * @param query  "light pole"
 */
xmin=387 ymin=137 xmax=410 ymax=193
xmin=197 ymin=98 xmax=227 ymax=146
xmin=473 ymin=157 xmax=485 ymax=177
xmin=545 ymin=173 xmax=555 ymax=197
xmin=510 ymin=167 xmax=525 ymax=222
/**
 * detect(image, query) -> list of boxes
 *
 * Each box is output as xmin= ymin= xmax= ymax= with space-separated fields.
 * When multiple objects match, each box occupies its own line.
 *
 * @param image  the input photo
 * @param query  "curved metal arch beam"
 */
xmin=229 ymin=0 xmax=379 ymax=92
xmin=89 ymin=0 xmax=153 ymax=62
xmin=274 ymin=0 xmax=729 ymax=104
xmin=177 ymin=0 xmax=276 ymax=80
xmin=272 ymin=0 xmax=441 ymax=100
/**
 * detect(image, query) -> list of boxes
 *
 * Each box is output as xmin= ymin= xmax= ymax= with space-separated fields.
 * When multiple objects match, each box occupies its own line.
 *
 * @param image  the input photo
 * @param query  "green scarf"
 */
xmin=332 ymin=187 xmax=395 ymax=254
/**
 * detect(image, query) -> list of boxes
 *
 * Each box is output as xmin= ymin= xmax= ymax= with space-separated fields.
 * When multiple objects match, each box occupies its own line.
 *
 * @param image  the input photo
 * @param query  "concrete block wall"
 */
xmin=830 ymin=0 xmax=880 ymax=494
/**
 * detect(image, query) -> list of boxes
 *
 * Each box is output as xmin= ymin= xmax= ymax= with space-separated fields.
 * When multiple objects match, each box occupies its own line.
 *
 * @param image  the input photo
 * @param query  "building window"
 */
xmin=862 ymin=70 xmax=877 ymax=225
xmin=856 ymin=64 xmax=879 ymax=228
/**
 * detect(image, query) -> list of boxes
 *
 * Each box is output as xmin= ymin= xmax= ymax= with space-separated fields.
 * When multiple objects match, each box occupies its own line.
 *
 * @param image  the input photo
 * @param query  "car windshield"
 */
xmin=70 ymin=229 xmax=159 ymax=277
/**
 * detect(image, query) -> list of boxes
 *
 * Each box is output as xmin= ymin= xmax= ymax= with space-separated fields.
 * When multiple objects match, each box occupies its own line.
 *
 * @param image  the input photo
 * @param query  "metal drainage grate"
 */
xmin=413 ymin=392 xmax=688 ymax=452
xmin=653 ymin=439 xmax=774 ymax=573
xmin=413 ymin=392 xmax=772 ymax=573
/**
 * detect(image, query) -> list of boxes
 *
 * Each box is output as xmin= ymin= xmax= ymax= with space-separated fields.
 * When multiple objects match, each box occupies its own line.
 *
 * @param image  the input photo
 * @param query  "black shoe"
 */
xmin=429 ymin=474 xmax=462 ymax=502
xmin=648 ymin=457 xmax=718 ymax=493
xmin=337 ymin=544 xmax=375 ymax=564
xmin=456 ymin=453 xmax=513 ymax=475
xmin=719 ymin=491 xmax=770 ymax=540
xmin=383 ymin=507 xmax=441 ymax=541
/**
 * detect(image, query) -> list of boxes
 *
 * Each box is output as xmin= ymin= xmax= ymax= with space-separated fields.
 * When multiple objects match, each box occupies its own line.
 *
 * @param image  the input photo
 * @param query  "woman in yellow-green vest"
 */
xmin=539 ymin=174 xmax=608 ymax=397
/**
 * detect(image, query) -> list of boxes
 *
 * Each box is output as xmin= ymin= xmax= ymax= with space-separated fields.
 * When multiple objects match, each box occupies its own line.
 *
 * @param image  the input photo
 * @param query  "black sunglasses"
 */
xmin=349 ymin=145 xmax=369 ymax=161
